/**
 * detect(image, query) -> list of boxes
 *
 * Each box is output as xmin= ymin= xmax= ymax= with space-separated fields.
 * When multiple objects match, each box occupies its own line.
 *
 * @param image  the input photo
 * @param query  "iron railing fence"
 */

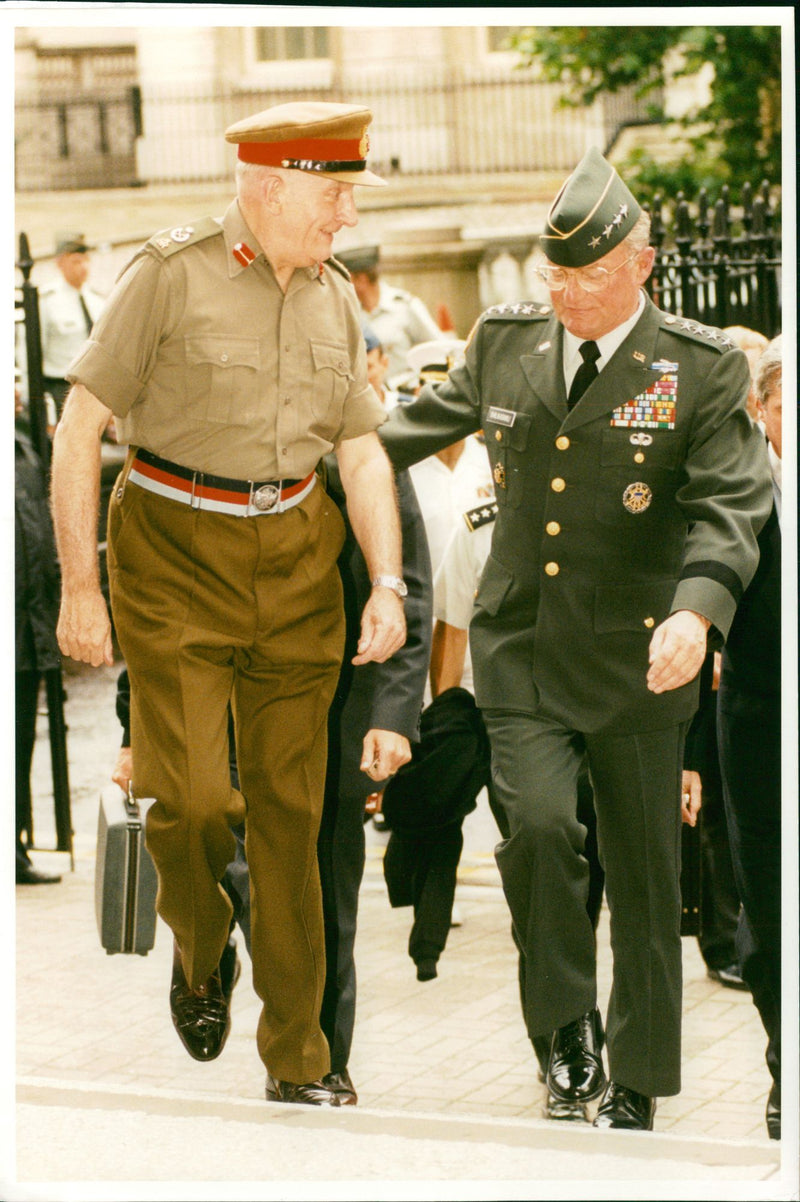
xmin=15 ymin=70 xmax=659 ymax=191
xmin=644 ymin=181 xmax=781 ymax=338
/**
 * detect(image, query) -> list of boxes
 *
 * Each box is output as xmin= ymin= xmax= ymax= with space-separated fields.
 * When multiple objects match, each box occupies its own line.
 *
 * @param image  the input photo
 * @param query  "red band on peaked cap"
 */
xmin=237 ymin=136 xmax=366 ymax=167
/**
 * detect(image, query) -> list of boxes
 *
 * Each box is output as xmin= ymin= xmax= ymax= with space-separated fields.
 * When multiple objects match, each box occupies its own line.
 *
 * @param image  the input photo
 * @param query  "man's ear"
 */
xmin=263 ymin=171 xmax=285 ymax=214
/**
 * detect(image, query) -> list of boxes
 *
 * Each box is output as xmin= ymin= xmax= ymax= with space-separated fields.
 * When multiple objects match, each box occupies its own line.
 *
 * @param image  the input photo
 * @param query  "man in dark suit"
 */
xmin=379 ymin=148 xmax=773 ymax=1130
xmin=716 ymin=335 xmax=782 ymax=1140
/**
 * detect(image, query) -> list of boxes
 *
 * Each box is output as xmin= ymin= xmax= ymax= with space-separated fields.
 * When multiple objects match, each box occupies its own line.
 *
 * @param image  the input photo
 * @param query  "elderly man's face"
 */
xmin=548 ymin=242 xmax=655 ymax=341
xmin=757 ymin=381 xmax=782 ymax=459
xmin=278 ymin=171 xmax=359 ymax=267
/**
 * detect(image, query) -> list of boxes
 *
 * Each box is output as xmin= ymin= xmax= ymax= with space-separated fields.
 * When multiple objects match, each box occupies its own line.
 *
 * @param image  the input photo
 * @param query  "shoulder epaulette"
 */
xmin=326 ymin=255 xmax=351 ymax=281
xmin=463 ymin=500 xmax=498 ymax=532
xmin=145 ymin=217 xmax=222 ymax=259
xmin=484 ymin=302 xmax=552 ymax=321
xmin=660 ymin=313 xmax=736 ymax=352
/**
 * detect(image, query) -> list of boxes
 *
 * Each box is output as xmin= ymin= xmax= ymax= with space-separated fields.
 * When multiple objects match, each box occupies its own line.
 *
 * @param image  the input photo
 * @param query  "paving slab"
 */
xmin=8 ymin=577 xmax=795 ymax=1201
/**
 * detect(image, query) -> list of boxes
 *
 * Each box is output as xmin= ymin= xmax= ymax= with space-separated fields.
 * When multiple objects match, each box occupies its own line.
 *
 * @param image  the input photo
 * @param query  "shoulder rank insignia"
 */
xmin=484 ymin=302 xmax=551 ymax=320
xmin=661 ymin=313 xmax=734 ymax=351
xmin=147 ymin=216 xmax=221 ymax=259
xmin=463 ymin=500 xmax=498 ymax=532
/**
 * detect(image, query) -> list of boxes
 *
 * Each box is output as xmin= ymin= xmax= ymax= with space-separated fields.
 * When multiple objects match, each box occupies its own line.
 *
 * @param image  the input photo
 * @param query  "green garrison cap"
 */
xmin=337 ymin=244 xmax=380 ymax=273
xmin=540 ymin=147 xmax=641 ymax=268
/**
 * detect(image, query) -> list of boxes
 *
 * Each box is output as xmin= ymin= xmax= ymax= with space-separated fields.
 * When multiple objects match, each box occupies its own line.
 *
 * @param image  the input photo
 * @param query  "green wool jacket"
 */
xmin=380 ymin=295 xmax=773 ymax=733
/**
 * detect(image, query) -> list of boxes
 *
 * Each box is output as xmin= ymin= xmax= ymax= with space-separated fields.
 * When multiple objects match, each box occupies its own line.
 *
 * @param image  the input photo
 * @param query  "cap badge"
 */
xmin=622 ymin=482 xmax=653 ymax=514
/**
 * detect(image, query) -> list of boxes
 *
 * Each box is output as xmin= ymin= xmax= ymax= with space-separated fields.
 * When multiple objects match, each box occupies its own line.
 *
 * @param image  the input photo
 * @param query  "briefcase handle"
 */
xmin=124 ymin=782 xmax=142 ymax=821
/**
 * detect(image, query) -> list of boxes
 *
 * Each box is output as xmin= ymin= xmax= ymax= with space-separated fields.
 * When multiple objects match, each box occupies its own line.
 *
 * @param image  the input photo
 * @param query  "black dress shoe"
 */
xmin=322 ymin=1068 xmax=358 ymax=1105
xmin=593 ymin=1081 xmax=655 ymax=1130
xmin=545 ymin=1091 xmax=589 ymax=1122
xmin=766 ymin=1079 xmax=781 ymax=1140
xmin=707 ymin=964 xmax=749 ymax=991
xmin=265 ymin=1072 xmax=340 ymax=1106
xmin=546 ymin=1008 xmax=606 ymax=1103
xmin=218 ymin=936 xmax=241 ymax=1002
xmin=169 ymin=941 xmax=231 ymax=1061
xmin=16 ymin=860 xmax=62 ymax=886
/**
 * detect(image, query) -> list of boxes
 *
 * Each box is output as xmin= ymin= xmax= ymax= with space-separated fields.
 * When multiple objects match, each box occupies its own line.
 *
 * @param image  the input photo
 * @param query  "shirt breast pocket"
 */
xmin=185 ymin=335 xmax=260 ymax=425
xmin=484 ymin=411 xmax=531 ymax=508
xmin=311 ymin=341 xmax=354 ymax=424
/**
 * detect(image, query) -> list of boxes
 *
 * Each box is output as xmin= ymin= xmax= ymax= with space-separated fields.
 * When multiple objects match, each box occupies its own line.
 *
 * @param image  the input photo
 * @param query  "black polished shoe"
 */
xmin=169 ymin=940 xmax=231 ymax=1062
xmin=545 ymin=1091 xmax=589 ymax=1122
xmin=16 ymin=860 xmax=62 ymax=886
xmin=265 ymin=1072 xmax=340 ymax=1106
xmin=546 ymin=1008 xmax=606 ymax=1103
xmin=707 ymin=964 xmax=749 ymax=991
xmin=593 ymin=1081 xmax=655 ymax=1130
xmin=218 ymin=936 xmax=241 ymax=1002
xmin=322 ymin=1068 xmax=358 ymax=1106
xmin=766 ymin=1080 xmax=781 ymax=1140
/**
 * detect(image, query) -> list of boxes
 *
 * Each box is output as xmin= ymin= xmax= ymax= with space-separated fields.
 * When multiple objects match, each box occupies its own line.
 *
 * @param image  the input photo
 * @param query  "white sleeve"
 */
xmin=433 ymin=521 xmax=490 ymax=628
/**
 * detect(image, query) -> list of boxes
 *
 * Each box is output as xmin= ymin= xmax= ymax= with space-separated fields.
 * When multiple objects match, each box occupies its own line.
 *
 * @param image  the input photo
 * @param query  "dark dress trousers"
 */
xmin=15 ymin=429 xmax=63 ymax=872
xmin=316 ymin=457 xmax=432 ymax=1072
xmin=716 ymin=500 xmax=781 ymax=1088
xmin=380 ymin=295 xmax=772 ymax=1097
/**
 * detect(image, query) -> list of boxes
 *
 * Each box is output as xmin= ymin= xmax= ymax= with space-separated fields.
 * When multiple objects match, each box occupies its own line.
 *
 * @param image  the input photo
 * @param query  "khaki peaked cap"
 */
xmin=541 ymin=147 xmax=642 ymax=268
xmin=225 ymin=101 xmax=386 ymax=187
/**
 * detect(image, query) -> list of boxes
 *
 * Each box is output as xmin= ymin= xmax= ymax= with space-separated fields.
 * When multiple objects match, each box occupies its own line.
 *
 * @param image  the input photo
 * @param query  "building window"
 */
xmin=255 ymin=27 xmax=329 ymax=62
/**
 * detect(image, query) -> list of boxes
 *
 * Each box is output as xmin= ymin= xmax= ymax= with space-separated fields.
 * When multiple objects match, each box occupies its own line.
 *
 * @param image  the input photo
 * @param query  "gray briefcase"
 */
xmin=95 ymin=784 xmax=158 ymax=955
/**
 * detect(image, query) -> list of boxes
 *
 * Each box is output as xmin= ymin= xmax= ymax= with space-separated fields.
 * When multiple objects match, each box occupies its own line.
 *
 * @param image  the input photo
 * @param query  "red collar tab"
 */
xmin=233 ymin=241 xmax=256 ymax=268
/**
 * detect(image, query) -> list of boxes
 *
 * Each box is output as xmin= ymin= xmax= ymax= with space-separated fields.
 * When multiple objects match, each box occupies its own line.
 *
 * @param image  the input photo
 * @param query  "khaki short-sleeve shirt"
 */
xmin=66 ymin=201 xmax=386 ymax=480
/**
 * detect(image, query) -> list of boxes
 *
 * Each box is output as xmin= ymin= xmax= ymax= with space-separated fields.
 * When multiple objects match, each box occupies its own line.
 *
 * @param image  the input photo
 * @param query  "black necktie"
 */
xmin=78 ymin=292 xmax=94 ymax=335
xmin=567 ymin=340 xmax=600 ymax=410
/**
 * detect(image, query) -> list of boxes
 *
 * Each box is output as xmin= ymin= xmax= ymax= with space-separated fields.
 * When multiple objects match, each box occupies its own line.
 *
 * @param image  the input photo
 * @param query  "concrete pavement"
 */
xmin=7 ymin=658 xmax=796 ymax=1200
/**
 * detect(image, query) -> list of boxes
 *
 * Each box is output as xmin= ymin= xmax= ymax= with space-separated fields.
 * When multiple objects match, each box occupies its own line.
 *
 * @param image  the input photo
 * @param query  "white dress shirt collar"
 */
xmin=563 ymin=290 xmax=646 ymax=388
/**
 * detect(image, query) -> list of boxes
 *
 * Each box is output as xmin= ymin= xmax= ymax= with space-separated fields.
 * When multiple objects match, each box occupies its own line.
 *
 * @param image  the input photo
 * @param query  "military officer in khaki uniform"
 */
xmin=51 ymin=102 xmax=407 ymax=1107
xmin=380 ymin=148 xmax=772 ymax=1130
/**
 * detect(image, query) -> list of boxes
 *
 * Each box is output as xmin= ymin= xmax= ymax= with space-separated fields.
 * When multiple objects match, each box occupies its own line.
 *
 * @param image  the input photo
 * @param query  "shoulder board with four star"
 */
xmin=146 ymin=217 xmax=222 ymax=259
xmin=483 ymin=302 xmax=552 ymax=322
xmin=463 ymin=499 xmax=499 ymax=532
xmin=660 ymin=313 xmax=736 ymax=352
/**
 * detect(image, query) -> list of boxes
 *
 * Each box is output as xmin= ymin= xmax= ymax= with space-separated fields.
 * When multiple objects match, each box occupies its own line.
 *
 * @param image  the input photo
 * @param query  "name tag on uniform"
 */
xmin=487 ymin=406 xmax=517 ymax=427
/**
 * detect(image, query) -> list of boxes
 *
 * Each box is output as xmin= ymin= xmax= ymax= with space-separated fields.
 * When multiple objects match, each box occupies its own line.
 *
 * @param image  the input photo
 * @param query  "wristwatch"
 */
xmin=371 ymin=574 xmax=408 ymax=599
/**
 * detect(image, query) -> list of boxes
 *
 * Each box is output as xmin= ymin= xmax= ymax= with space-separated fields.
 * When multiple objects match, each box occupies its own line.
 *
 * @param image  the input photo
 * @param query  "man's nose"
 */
xmin=337 ymin=190 xmax=359 ymax=227
xmin=562 ymin=272 xmax=586 ymax=301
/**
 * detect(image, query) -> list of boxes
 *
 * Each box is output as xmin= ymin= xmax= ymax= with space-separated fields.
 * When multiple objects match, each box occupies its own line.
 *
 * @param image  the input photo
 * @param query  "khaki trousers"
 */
xmin=107 ymin=477 xmax=345 ymax=1083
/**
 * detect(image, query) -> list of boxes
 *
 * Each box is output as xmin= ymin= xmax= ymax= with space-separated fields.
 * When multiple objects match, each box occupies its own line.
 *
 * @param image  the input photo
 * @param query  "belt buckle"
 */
xmin=252 ymin=482 xmax=280 ymax=513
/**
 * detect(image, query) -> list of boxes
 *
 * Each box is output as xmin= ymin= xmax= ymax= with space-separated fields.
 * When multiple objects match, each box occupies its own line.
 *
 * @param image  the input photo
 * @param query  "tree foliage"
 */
xmin=510 ymin=25 xmax=782 ymax=199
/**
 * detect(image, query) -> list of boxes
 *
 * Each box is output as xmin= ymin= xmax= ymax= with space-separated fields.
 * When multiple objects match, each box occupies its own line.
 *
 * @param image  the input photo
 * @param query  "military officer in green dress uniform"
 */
xmin=51 ymin=102 xmax=407 ymax=1108
xmin=380 ymin=148 xmax=772 ymax=1130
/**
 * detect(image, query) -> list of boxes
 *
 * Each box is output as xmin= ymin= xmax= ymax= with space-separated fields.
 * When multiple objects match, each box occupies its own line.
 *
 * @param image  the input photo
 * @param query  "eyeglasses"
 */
xmin=535 ymin=254 xmax=641 ymax=294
